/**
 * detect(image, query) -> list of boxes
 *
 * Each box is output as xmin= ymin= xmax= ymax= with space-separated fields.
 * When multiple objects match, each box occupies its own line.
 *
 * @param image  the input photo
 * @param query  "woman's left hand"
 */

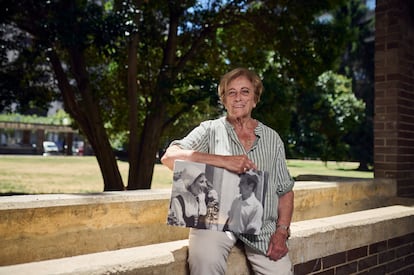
xmin=266 ymin=231 xmax=289 ymax=261
xmin=207 ymin=190 xmax=219 ymax=201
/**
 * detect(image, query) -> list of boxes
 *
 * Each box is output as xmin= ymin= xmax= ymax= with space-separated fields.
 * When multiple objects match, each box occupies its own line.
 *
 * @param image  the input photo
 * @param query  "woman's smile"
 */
xmin=224 ymin=76 xmax=256 ymax=118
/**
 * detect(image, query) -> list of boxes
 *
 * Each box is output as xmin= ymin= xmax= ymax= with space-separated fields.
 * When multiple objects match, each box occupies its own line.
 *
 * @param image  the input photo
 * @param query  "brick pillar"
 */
xmin=374 ymin=0 xmax=414 ymax=197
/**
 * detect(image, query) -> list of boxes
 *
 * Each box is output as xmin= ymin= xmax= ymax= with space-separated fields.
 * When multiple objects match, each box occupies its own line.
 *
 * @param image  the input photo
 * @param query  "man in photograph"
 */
xmin=226 ymin=172 xmax=263 ymax=234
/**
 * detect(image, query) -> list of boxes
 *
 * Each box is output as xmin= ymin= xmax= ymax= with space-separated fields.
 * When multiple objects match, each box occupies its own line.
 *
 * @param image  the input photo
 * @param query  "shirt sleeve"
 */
xmin=275 ymin=138 xmax=295 ymax=196
xmin=169 ymin=120 xmax=212 ymax=153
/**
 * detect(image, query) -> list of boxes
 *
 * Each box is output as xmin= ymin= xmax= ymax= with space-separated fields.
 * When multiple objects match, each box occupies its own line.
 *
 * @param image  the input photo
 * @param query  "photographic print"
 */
xmin=167 ymin=160 xmax=267 ymax=235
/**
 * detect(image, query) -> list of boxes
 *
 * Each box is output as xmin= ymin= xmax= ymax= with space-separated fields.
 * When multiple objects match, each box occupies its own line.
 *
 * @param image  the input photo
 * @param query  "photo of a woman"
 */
xmin=168 ymin=163 xmax=219 ymax=229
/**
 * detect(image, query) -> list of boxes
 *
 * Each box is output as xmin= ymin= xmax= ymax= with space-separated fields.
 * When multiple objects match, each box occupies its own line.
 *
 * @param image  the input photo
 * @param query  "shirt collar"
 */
xmin=222 ymin=116 xmax=263 ymax=138
xmin=242 ymin=193 xmax=257 ymax=205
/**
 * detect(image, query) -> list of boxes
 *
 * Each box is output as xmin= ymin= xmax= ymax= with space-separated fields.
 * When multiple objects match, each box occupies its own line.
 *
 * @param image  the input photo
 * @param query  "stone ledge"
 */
xmin=0 ymin=189 xmax=172 ymax=210
xmin=0 ymin=180 xmax=398 ymax=266
xmin=289 ymin=204 xmax=414 ymax=264
xmin=0 ymin=240 xmax=250 ymax=275
xmin=0 ymin=240 xmax=189 ymax=275
xmin=1 ymin=205 xmax=412 ymax=275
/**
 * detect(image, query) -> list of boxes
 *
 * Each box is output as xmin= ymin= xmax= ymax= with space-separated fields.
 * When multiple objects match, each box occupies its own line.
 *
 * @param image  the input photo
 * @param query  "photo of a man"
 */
xmin=225 ymin=171 xmax=264 ymax=235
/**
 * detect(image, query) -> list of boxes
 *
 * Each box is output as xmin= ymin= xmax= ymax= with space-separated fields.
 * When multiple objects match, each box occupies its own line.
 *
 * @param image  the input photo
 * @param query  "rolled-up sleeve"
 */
xmin=170 ymin=120 xmax=214 ymax=153
xmin=170 ymin=121 xmax=211 ymax=152
xmin=275 ymin=141 xmax=294 ymax=196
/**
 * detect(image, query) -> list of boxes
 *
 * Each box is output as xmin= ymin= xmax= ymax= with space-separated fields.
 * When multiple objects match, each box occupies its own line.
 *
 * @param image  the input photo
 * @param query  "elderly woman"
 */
xmin=162 ymin=68 xmax=294 ymax=275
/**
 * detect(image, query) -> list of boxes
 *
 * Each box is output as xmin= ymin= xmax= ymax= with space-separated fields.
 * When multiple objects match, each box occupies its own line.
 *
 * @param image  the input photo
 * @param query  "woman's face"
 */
xmin=190 ymin=174 xmax=208 ymax=195
xmin=222 ymin=76 xmax=256 ymax=119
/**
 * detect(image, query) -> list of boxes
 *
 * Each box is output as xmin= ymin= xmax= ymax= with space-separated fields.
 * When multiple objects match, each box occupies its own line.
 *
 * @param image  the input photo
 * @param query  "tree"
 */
xmin=334 ymin=0 xmax=375 ymax=170
xmin=124 ymin=0 xmax=352 ymax=189
xmin=0 ymin=24 xmax=57 ymax=115
xmin=314 ymin=71 xmax=365 ymax=162
xmin=2 ymin=0 xmax=349 ymax=191
xmin=2 ymin=1 xmax=126 ymax=190
xmin=289 ymin=72 xmax=365 ymax=162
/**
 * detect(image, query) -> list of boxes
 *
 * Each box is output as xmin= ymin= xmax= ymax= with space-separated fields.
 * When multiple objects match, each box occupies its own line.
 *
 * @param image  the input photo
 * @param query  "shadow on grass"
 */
xmin=294 ymin=174 xmax=371 ymax=182
xmin=0 ymin=192 xmax=30 ymax=196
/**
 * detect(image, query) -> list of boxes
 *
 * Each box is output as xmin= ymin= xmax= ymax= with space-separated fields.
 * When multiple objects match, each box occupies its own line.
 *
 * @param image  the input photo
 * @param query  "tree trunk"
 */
xmin=128 ymin=104 xmax=166 ymax=190
xmin=127 ymin=76 xmax=167 ymax=190
xmin=48 ymin=49 xmax=125 ymax=191
xmin=126 ymin=32 xmax=140 ymax=189
xmin=357 ymin=160 xmax=369 ymax=171
xmin=87 ymin=123 xmax=125 ymax=191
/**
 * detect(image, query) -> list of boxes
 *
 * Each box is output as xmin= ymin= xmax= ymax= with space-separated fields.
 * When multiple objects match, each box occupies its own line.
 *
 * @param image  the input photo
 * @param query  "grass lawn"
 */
xmin=0 ymin=155 xmax=373 ymax=195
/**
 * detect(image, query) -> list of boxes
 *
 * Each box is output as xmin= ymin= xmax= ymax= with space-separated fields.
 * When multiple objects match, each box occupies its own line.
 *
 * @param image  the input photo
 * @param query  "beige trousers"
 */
xmin=188 ymin=228 xmax=293 ymax=275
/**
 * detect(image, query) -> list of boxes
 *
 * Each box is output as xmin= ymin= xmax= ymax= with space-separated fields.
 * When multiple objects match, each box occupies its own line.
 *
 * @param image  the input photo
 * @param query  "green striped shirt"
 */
xmin=171 ymin=116 xmax=294 ymax=254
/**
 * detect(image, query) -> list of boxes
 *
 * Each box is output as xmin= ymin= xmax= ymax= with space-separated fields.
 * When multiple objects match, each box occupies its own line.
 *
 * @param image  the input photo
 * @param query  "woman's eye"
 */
xmin=227 ymin=91 xmax=236 ymax=97
xmin=241 ymin=89 xmax=250 ymax=95
xmin=226 ymin=90 xmax=250 ymax=97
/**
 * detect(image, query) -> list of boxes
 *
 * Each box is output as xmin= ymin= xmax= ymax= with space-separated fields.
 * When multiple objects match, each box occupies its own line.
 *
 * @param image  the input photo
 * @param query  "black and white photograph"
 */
xmin=167 ymin=160 xmax=267 ymax=234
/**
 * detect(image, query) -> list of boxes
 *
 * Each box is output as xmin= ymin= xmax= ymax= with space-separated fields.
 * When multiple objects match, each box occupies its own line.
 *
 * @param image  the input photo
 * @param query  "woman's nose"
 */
xmin=234 ymin=93 xmax=242 ymax=101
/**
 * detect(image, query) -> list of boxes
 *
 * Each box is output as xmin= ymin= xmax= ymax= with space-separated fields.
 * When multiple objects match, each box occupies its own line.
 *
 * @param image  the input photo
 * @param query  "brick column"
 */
xmin=374 ymin=0 xmax=414 ymax=197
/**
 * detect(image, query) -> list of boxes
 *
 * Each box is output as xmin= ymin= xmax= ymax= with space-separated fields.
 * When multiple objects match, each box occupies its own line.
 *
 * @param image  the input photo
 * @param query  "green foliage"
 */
xmin=316 ymin=71 xmax=364 ymax=130
xmin=1 ymin=0 xmax=128 ymax=115
xmin=0 ymin=109 xmax=72 ymax=125
xmin=291 ymin=71 xmax=365 ymax=162
xmin=1 ymin=0 xmax=374 ymax=190
xmin=334 ymin=0 xmax=374 ymax=169
xmin=1 ymin=0 xmax=352 ymax=148
xmin=0 ymin=25 xmax=57 ymax=114
xmin=253 ymin=63 xmax=296 ymax=144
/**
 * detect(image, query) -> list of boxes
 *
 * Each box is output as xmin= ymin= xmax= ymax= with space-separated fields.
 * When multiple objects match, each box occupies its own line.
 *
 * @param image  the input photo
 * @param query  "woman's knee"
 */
xmin=188 ymin=248 xmax=228 ymax=274
xmin=188 ymin=229 xmax=236 ymax=274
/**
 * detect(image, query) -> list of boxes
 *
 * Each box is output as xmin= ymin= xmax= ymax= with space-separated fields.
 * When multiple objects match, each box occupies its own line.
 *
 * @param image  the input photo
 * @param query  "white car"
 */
xmin=43 ymin=141 xmax=60 ymax=156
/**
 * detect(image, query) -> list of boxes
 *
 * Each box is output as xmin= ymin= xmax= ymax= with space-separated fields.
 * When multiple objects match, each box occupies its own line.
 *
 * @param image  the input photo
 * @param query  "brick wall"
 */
xmin=374 ymin=0 xmax=414 ymax=197
xmin=293 ymin=232 xmax=414 ymax=274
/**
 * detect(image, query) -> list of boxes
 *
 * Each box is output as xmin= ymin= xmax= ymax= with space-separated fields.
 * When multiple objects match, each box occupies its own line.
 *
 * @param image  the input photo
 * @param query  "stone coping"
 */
xmin=1 ymin=205 xmax=413 ymax=275
xmin=0 ymin=240 xmax=191 ymax=275
xmin=0 ymin=179 xmax=391 ymax=210
xmin=0 ymin=189 xmax=172 ymax=210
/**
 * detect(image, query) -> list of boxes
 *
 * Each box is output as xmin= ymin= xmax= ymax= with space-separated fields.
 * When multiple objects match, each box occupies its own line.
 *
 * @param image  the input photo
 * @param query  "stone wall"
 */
xmin=1 ymin=205 xmax=413 ymax=275
xmin=0 ymin=180 xmax=399 ymax=266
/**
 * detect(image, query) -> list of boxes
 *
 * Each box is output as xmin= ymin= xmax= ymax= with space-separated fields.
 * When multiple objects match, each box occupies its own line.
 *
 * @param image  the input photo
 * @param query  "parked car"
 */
xmin=71 ymin=141 xmax=84 ymax=156
xmin=43 ymin=141 xmax=60 ymax=156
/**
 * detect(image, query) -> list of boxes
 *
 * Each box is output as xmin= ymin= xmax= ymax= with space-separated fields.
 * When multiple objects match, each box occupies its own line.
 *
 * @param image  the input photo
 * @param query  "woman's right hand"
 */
xmin=162 ymin=145 xmax=256 ymax=174
xmin=222 ymin=155 xmax=257 ymax=174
